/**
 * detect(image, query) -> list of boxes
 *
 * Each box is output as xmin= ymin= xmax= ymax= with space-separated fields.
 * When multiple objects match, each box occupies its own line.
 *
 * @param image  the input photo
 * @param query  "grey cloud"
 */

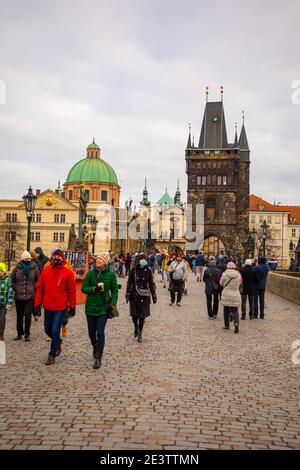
xmin=0 ymin=0 xmax=299 ymax=205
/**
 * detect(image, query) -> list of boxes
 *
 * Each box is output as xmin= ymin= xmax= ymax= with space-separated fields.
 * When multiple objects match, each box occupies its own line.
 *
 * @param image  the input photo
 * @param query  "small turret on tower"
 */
xmin=140 ymin=178 xmax=151 ymax=206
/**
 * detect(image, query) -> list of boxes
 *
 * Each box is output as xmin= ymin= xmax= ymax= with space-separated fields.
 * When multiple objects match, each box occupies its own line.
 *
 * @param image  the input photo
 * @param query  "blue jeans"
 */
xmin=254 ymin=289 xmax=265 ymax=318
xmin=86 ymin=315 xmax=108 ymax=356
xmin=44 ymin=310 xmax=65 ymax=357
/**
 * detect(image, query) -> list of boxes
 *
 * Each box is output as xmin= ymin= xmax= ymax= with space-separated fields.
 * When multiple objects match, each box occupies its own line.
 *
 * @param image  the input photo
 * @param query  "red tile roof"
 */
xmin=250 ymin=195 xmax=300 ymax=224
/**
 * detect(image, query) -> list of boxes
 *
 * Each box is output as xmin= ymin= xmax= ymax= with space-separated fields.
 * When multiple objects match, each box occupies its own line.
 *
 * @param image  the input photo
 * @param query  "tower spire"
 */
xmin=186 ymin=123 xmax=192 ymax=148
xmin=205 ymin=86 xmax=209 ymax=103
xmin=239 ymin=111 xmax=249 ymax=149
xmin=174 ymin=179 xmax=183 ymax=207
xmin=220 ymin=86 xmax=224 ymax=147
xmin=234 ymin=122 xmax=238 ymax=146
xmin=140 ymin=178 xmax=150 ymax=206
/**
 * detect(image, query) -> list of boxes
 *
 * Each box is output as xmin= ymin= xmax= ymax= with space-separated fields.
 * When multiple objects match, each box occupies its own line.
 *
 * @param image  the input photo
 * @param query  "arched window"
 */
xmin=206 ymin=197 xmax=216 ymax=219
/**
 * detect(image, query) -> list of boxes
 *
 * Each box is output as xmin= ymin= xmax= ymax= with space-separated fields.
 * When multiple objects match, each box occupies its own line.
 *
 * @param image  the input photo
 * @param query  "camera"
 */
xmin=97 ymin=282 xmax=104 ymax=292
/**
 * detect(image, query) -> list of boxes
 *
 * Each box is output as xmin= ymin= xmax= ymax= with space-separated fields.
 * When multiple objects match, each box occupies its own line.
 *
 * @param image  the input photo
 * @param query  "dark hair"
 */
xmin=138 ymin=254 xmax=146 ymax=262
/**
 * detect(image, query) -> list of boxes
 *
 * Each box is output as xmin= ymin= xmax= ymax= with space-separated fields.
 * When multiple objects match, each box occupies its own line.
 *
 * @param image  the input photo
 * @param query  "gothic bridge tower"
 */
xmin=185 ymin=87 xmax=250 ymax=256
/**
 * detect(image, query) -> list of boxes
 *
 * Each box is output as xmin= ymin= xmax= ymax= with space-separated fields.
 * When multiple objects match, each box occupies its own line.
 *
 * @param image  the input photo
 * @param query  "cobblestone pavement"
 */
xmin=1 ymin=273 xmax=300 ymax=450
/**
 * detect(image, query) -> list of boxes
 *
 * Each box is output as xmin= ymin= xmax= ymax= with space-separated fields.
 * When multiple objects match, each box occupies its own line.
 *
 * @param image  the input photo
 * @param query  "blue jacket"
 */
xmin=254 ymin=264 xmax=270 ymax=290
xmin=196 ymin=255 xmax=206 ymax=267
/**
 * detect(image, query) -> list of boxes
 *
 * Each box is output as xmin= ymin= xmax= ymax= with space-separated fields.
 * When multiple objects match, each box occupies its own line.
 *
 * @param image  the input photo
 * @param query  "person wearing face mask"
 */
xmin=34 ymin=248 xmax=76 ymax=365
xmin=126 ymin=254 xmax=157 ymax=343
xmin=168 ymin=253 xmax=187 ymax=306
xmin=82 ymin=252 xmax=119 ymax=369
xmin=11 ymin=251 xmax=40 ymax=341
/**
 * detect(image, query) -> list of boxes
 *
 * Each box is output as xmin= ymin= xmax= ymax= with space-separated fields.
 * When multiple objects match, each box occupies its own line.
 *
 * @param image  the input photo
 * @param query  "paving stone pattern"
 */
xmin=1 ymin=274 xmax=300 ymax=450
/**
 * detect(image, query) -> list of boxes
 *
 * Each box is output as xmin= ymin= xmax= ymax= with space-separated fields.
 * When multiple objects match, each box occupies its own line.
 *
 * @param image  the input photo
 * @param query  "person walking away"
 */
xmin=253 ymin=256 xmax=270 ymax=319
xmin=34 ymin=249 xmax=76 ymax=365
xmin=195 ymin=252 xmax=206 ymax=282
xmin=240 ymin=259 xmax=257 ymax=320
xmin=168 ymin=253 xmax=187 ymax=306
xmin=268 ymin=257 xmax=278 ymax=271
xmin=126 ymin=254 xmax=156 ymax=343
xmin=148 ymin=253 xmax=156 ymax=274
xmin=203 ymin=257 xmax=221 ymax=319
xmin=34 ymin=247 xmax=49 ymax=272
xmin=11 ymin=251 xmax=40 ymax=342
xmin=0 ymin=263 xmax=13 ymax=341
xmin=157 ymin=251 xmax=164 ymax=276
xmin=125 ymin=253 xmax=131 ymax=276
xmin=220 ymin=262 xmax=242 ymax=333
xmin=82 ymin=253 xmax=118 ymax=369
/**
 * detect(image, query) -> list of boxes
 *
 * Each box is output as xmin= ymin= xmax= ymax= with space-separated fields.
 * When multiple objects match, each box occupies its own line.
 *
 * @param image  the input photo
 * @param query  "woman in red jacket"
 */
xmin=34 ymin=249 xmax=76 ymax=365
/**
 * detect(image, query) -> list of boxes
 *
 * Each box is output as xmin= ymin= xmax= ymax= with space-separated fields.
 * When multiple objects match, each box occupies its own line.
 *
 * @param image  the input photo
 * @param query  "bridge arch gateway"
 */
xmin=201 ymin=233 xmax=226 ymax=257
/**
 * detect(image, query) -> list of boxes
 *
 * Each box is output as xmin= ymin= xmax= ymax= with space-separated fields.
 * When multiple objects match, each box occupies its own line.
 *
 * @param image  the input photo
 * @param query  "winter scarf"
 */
xmin=20 ymin=261 xmax=31 ymax=279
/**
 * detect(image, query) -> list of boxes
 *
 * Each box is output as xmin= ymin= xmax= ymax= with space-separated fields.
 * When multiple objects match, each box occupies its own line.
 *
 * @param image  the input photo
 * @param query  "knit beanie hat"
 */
xmin=0 ymin=262 xmax=7 ymax=273
xmin=21 ymin=251 xmax=31 ymax=261
xmin=227 ymin=261 xmax=236 ymax=269
xmin=245 ymin=259 xmax=252 ymax=266
xmin=96 ymin=252 xmax=110 ymax=267
xmin=51 ymin=247 xmax=65 ymax=258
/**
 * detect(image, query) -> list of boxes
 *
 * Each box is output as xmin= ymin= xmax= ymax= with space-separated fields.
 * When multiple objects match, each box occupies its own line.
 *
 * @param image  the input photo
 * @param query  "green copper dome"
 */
xmin=66 ymin=158 xmax=118 ymax=185
xmin=156 ymin=189 xmax=174 ymax=207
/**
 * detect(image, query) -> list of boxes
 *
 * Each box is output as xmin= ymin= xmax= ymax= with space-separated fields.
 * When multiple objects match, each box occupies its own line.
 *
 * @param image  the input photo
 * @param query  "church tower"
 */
xmin=185 ymin=87 xmax=250 ymax=256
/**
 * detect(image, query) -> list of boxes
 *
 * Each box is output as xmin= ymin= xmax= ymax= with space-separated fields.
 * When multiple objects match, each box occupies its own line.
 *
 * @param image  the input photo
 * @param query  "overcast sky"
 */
xmin=0 ymin=0 xmax=300 ymax=207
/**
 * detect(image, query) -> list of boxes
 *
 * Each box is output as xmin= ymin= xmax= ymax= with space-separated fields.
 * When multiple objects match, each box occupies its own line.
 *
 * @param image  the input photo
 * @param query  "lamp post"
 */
xmin=90 ymin=215 xmax=98 ymax=255
xmin=261 ymin=220 xmax=270 ymax=258
xmin=250 ymin=227 xmax=256 ymax=258
xmin=22 ymin=186 xmax=37 ymax=252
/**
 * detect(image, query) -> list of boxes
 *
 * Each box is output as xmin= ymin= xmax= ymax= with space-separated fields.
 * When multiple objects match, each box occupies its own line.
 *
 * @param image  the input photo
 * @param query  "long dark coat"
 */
xmin=126 ymin=265 xmax=157 ymax=318
xmin=240 ymin=265 xmax=258 ymax=295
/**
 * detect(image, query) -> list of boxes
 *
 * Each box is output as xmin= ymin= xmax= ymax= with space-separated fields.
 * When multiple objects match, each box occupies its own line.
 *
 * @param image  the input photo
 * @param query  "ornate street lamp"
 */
xmin=260 ymin=220 xmax=270 ymax=258
xmin=22 ymin=186 xmax=37 ymax=251
xmin=250 ymin=227 xmax=257 ymax=257
xmin=90 ymin=215 xmax=98 ymax=255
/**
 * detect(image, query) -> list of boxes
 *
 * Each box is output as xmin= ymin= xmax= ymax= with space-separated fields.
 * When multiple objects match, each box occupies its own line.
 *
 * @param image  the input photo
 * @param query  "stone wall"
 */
xmin=267 ymin=272 xmax=300 ymax=305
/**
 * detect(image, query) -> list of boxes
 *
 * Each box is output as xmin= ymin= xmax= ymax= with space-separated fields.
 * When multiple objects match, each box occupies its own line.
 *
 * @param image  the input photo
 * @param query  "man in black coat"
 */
xmin=34 ymin=247 xmax=49 ymax=272
xmin=240 ymin=259 xmax=257 ymax=320
xmin=203 ymin=257 xmax=221 ymax=319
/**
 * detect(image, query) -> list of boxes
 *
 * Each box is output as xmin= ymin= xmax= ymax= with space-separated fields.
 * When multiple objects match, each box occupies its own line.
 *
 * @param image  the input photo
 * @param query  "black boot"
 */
xmin=134 ymin=328 xmax=138 ymax=338
xmin=93 ymin=353 xmax=102 ymax=369
xmin=93 ymin=343 xmax=97 ymax=358
xmin=137 ymin=332 xmax=143 ymax=343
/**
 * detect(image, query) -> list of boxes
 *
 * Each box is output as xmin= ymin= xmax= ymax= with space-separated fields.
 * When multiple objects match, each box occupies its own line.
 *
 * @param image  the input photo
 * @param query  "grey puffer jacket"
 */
xmin=11 ymin=262 xmax=40 ymax=301
xmin=220 ymin=268 xmax=242 ymax=307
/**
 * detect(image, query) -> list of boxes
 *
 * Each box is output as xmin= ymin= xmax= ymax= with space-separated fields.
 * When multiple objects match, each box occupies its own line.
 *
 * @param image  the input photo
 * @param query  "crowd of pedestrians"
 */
xmin=0 ymin=245 xmax=274 ymax=369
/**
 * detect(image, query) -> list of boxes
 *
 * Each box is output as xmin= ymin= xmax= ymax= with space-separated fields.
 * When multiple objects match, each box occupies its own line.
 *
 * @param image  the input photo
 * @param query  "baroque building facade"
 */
xmin=186 ymin=89 xmax=250 ymax=256
xmin=0 ymin=140 xmax=137 ymax=267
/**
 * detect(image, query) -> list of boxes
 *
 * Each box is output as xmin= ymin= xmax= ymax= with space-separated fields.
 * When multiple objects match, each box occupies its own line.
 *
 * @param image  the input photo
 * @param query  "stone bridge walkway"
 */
xmin=1 ymin=274 xmax=300 ymax=450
